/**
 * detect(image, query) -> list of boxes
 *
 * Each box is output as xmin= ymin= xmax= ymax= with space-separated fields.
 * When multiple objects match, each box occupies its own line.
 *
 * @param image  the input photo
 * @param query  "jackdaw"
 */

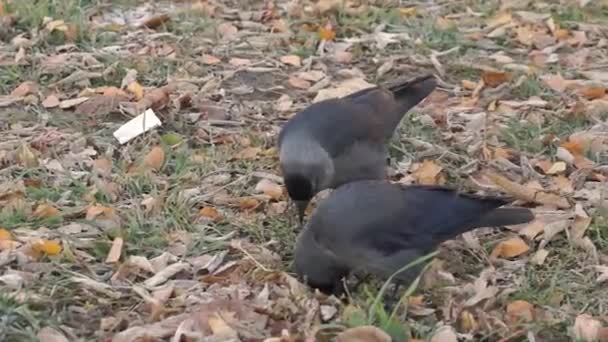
xmin=294 ymin=180 xmax=535 ymax=294
xmin=278 ymin=75 xmax=437 ymax=223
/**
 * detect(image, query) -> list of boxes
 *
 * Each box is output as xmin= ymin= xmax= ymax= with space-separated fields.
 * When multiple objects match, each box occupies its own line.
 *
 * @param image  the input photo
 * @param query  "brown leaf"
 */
xmin=335 ymin=326 xmax=391 ymax=342
xmin=42 ymin=94 xmax=60 ymax=108
xmin=16 ymin=143 xmax=39 ymax=167
xmin=141 ymin=13 xmax=170 ymax=29
xmin=484 ymin=171 xmax=570 ymax=208
xmin=288 ymin=76 xmax=311 ymax=89
xmin=574 ymin=314 xmax=602 ymax=342
xmin=37 ymin=327 xmax=69 ymax=342
xmin=234 ymin=147 xmax=261 ymax=160
xmin=280 ymin=54 xmax=302 ymax=67
xmin=92 ymin=158 xmax=112 ymax=177
xmin=106 ymin=236 xmax=123 ymax=263
xmin=217 ymin=22 xmax=238 ymax=41
xmin=85 ymin=205 xmax=116 ymax=220
xmin=254 ymin=179 xmax=283 ymax=200
xmin=482 ymin=70 xmax=510 ymax=87
xmin=542 ymin=74 xmax=575 ymax=92
xmin=490 ymin=236 xmax=530 ymax=259
xmin=201 ymin=54 xmax=221 ymax=65
xmin=11 ymin=81 xmax=38 ymax=97
xmin=238 ymin=197 xmax=260 ymax=210
xmin=135 ymin=85 xmax=173 ymax=112
xmin=580 ymin=85 xmax=606 ymax=100
xmin=461 ymin=79 xmax=477 ymax=90
xmin=75 ymin=95 xmax=120 ymax=117
xmin=412 ymin=160 xmax=444 ymax=185
xmin=143 ymin=146 xmax=165 ymax=171
xmin=554 ymin=175 xmax=573 ymax=193
xmin=33 ymin=203 xmax=60 ymax=219
xmin=198 ymin=206 xmax=222 ymax=222
xmin=229 ymin=57 xmax=251 ymax=66
xmin=59 ymin=97 xmax=89 ymax=109
xmin=506 ymin=300 xmax=534 ymax=323
xmin=518 ymin=221 xmax=544 ymax=240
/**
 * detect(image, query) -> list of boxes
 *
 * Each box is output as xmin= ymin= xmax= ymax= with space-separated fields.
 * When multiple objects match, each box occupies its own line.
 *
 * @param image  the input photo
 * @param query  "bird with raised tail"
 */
xmin=294 ymin=180 xmax=535 ymax=295
xmin=278 ymin=75 xmax=438 ymax=224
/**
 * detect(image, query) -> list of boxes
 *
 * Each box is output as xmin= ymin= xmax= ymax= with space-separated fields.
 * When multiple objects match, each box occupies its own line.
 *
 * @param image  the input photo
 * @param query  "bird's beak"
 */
xmin=295 ymin=200 xmax=309 ymax=226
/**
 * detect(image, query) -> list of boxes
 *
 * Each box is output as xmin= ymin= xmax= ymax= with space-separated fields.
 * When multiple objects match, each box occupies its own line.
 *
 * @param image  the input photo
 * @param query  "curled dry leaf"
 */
xmin=490 ymin=236 xmax=530 ymax=259
xmin=140 ymin=13 xmax=170 ymax=29
xmin=144 ymin=146 xmax=165 ymax=171
xmin=482 ymin=70 xmax=510 ymax=87
xmin=335 ymin=325 xmax=391 ymax=342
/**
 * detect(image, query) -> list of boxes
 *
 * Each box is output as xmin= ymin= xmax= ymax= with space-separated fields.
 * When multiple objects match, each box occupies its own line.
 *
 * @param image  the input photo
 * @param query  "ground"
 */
xmin=0 ymin=0 xmax=608 ymax=341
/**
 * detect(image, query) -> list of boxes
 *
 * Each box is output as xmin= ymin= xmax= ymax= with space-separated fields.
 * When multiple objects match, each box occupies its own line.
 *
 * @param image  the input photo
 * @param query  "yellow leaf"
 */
xmin=482 ymin=70 xmax=510 ymax=87
xmin=198 ymin=206 xmax=222 ymax=222
xmin=32 ymin=239 xmax=62 ymax=256
xmin=16 ymin=143 xmax=39 ymax=168
xmin=412 ymin=160 xmax=444 ymax=185
xmin=546 ymin=161 xmax=567 ymax=175
xmin=127 ymin=81 xmax=144 ymax=100
xmin=490 ymin=237 xmax=530 ymax=259
xmin=144 ymin=146 xmax=165 ymax=171
xmin=398 ymin=7 xmax=417 ymax=17
xmin=318 ymin=23 xmax=336 ymax=41
xmin=459 ymin=310 xmax=478 ymax=332
xmin=33 ymin=203 xmax=60 ymax=219
xmin=0 ymin=228 xmax=11 ymax=240
xmin=506 ymin=300 xmax=534 ymax=323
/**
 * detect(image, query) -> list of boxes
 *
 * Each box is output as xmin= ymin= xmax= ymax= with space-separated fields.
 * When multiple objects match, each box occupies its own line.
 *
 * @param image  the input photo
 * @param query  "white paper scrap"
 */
xmin=113 ymin=109 xmax=162 ymax=144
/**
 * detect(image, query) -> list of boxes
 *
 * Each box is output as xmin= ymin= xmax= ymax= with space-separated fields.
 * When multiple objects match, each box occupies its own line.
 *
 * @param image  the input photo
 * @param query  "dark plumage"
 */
xmin=294 ymin=180 xmax=535 ymax=294
xmin=278 ymin=75 xmax=438 ymax=223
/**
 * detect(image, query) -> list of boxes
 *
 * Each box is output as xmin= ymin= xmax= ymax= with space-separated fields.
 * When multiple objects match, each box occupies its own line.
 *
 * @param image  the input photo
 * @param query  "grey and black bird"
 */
xmin=294 ymin=180 xmax=535 ymax=295
xmin=278 ymin=75 xmax=438 ymax=224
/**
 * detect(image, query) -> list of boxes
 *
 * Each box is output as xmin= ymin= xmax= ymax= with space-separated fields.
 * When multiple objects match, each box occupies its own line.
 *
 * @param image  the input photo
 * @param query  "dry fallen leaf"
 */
xmin=506 ymin=300 xmax=534 ymax=324
xmin=143 ymin=146 xmax=165 ymax=171
xmin=33 ymin=203 xmax=60 ymax=219
xmin=36 ymin=327 xmax=69 ymax=342
xmin=335 ymin=326 xmax=391 ymax=342
xmin=42 ymin=94 xmax=60 ymax=108
xmin=140 ymin=13 xmax=170 ymax=29
xmin=234 ymin=147 xmax=261 ymax=160
xmin=580 ymin=85 xmax=606 ymax=100
xmin=482 ymin=70 xmax=510 ymax=87
xmin=490 ymin=236 xmax=530 ymax=259
xmin=254 ymin=179 xmax=283 ymax=200
xmin=430 ymin=325 xmax=458 ymax=342
xmin=202 ymin=54 xmax=222 ymax=65
xmin=280 ymin=54 xmax=302 ymax=67
xmin=288 ymin=76 xmax=311 ymax=89
xmin=31 ymin=239 xmax=62 ymax=256
xmin=0 ymin=228 xmax=11 ymax=240
xmin=92 ymin=158 xmax=112 ymax=177
xmin=238 ymin=197 xmax=260 ymax=210
xmin=106 ymin=236 xmax=123 ymax=263
xmin=485 ymin=171 xmax=571 ymax=208
xmin=198 ymin=206 xmax=222 ymax=222
xmin=11 ymin=81 xmax=38 ymax=97
xmin=412 ymin=160 xmax=444 ymax=185
xmin=318 ymin=23 xmax=336 ymax=41
xmin=574 ymin=314 xmax=602 ymax=342
xmin=16 ymin=143 xmax=39 ymax=167
xmin=127 ymin=81 xmax=144 ymax=100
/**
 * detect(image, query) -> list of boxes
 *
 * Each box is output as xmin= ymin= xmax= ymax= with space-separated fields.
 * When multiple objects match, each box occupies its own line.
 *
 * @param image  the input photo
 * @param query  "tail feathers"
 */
xmin=469 ymin=207 xmax=535 ymax=229
xmin=388 ymin=74 xmax=437 ymax=112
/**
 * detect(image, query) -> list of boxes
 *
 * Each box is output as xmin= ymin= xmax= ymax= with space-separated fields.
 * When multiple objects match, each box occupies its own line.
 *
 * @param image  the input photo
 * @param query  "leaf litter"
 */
xmin=0 ymin=0 xmax=607 ymax=340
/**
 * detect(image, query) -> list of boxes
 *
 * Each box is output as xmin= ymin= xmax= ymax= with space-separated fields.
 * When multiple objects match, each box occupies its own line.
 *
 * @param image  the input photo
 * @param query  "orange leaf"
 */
xmin=560 ymin=140 xmax=585 ymax=156
xmin=318 ymin=23 xmax=336 ymax=41
xmin=33 ymin=203 xmax=60 ymax=219
xmin=490 ymin=237 xmax=530 ymax=259
xmin=0 ymin=228 xmax=11 ymax=240
xmin=255 ymin=179 xmax=283 ymax=200
xmin=144 ymin=146 xmax=165 ymax=171
xmin=506 ymin=300 xmax=534 ymax=323
xmin=198 ymin=206 xmax=222 ymax=222
xmin=32 ymin=239 xmax=62 ymax=256
xmin=461 ymin=79 xmax=477 ymax=90
xmin=580 ymin=85 xmax=606 ymax=100
xmin=482 ymin=70 xmax=510 ymax=87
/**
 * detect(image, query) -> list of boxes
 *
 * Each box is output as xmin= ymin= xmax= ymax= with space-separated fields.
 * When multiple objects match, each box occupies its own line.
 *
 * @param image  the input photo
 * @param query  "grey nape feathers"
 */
xmin=278 ymin=74 xmax=438 ymax=224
